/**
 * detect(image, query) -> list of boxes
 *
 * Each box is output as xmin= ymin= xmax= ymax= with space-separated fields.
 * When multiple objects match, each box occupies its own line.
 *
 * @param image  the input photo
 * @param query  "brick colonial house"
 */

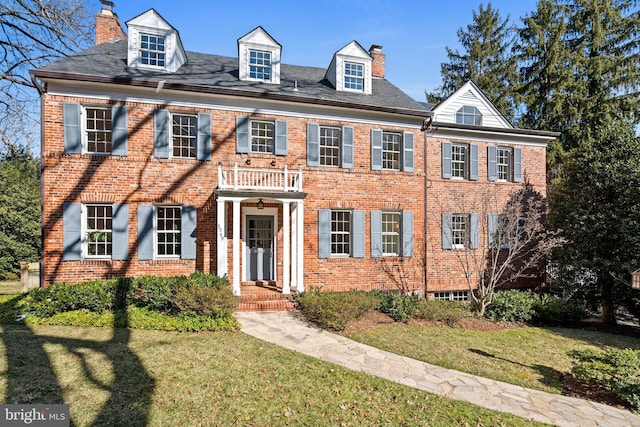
xmin=31 ymin=5 xmax=556 ymax=300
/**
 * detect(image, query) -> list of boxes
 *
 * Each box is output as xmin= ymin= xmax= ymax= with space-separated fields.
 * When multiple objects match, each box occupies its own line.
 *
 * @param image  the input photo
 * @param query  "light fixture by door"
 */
xmin=257 ymin=199 xmax=264 ymax=210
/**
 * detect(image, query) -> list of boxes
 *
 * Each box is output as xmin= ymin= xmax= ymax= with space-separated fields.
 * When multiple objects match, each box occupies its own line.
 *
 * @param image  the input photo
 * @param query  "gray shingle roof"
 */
xmin=34 ymin=41 xmax=430 ymax=116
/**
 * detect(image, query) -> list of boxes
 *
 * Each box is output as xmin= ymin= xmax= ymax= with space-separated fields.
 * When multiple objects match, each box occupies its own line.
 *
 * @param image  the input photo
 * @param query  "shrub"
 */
xmin=173 ymin=283 xmax=237 ymax=318
xmin=296 ymin=288 xmax=378 ymax=331
xmin=570 ymin=348 xmax=640 ymax=410
xmin=26 ymin=280 xmax=119 ymax=317
xmin=532 ymin=293 xmax=587 ymax=325
xmin=126 ymin=275 xmax=180 ymax=312
xmin=414 ymin=300 xmax=472 ymax=326
xmin=485 ymin=290 xmax=537 ymax=322
xmin=377 ymin=291 xmax=418 ymax=323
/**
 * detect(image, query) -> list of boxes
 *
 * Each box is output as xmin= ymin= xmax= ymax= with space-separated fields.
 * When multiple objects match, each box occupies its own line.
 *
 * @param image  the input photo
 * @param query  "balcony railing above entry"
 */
xmin=218 ymin=162 xmax=303 ymax=192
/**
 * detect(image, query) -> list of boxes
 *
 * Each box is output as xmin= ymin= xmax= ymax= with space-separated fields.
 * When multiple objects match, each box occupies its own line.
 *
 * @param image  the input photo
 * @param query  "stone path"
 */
xmin=236 ymin=311 xmax=640 ymax=427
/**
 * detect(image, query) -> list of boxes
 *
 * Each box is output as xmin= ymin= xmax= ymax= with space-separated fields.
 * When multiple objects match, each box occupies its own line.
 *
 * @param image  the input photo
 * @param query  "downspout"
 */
xmin=421 ymin=114 xmax=434 ymax=298
xmin=30 ymin=73 xmax=45 ymax=287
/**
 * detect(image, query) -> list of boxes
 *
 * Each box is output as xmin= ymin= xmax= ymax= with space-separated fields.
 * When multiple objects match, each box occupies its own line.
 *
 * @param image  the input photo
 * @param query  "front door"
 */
xmin=246 ymin=215 xmax=273 ymax=281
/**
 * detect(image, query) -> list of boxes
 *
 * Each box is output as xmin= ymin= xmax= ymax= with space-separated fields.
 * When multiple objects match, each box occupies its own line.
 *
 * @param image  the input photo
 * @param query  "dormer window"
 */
xmin=344 ymin=62 xmax=364 ymax=91
xmin=249 ymin=50 xmax=272 ymax=80
xmin=456 ymin=105 xmax=482 ymax=126
xmin=140 ymin=34 xmax=166 ymax=67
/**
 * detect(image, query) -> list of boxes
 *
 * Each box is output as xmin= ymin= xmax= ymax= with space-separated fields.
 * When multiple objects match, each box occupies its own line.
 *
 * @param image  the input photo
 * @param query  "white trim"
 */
xmin=427 ymin=126 xmax=552 ymax=147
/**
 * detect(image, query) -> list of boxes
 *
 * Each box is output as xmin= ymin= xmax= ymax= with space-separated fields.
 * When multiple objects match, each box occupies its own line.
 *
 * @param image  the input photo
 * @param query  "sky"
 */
xmin=94 ymin=0 xmax=540 ymax=102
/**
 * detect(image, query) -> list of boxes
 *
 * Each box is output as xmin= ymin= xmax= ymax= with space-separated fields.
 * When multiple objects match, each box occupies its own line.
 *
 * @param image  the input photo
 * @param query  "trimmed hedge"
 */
xmin=485 ymin=290 xmax=587 ymax=324
xmin=295 ymin=288 xmax=378 ymax=331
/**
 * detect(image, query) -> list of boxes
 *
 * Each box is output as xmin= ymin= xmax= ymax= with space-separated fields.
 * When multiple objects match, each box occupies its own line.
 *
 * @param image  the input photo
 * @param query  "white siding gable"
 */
xmin=238 ymin=27 xmax=281 ymax=84
xmin=433 ymin=81 xmax=512 ymax=129
xmin=326 ymin=41 xmax=372 ymax=95
xmin=126 ymin=9 xmax=186 ymax=73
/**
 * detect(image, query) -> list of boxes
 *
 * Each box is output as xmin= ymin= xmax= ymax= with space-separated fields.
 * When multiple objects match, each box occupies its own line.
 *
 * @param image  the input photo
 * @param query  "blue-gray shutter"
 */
xmin=442 ymin=142 xmax=452 ymax=179
xmin=63 ymin=202 xmax=81 ymax=260
xmin=154 ymin=109 xmax=170 ymax=158
xmin=470 ymin=144 xmax=479 ymax=181
xmin=112 ymin=105 xmax=128 ymax=156
xmin=275 ymin=120 xmax=288 ymax=155
xmin=197 ymin=113 xmax=212 ymax=161
xmin=181 ymin=205 xmax=197 ymax=259
xmin=236 ymin=116 xmax=250 ymax=154
xmin=307 ymin=123 xmax=320 ymax=167
xmin=470 ymin=214 xmax=479 ymax=249
xmin=370 ymin=210 xmax=382 ymax=258
xmin=442 ymin=212 xmax=452 ymax=250
xmin=341 ymin=126 xmax=354 ymax=169
xmin=371 ymin=129 xmax=383 ymax=171
xmin=137 ymin=205 xmax=154 ymax=260
xmin=63 ymin=103 xmax=82 ymax=154
xmin=488 ymin=146 xmax=498 ymax=181
xmin=402 ymin=132 xmax=414 ymax=172
xmin=402 ymin=211 xmax=414 ymax=257
xmin=318 ymin=209 xmax=331 ymax=258
xmin=488 ymin=213 xmax=498 ymax=248
xmin=513 ymin=147 xmax=522 ymax=182
xmin=112 ymin=203 xmax=129 ymax=260
xmin=352 ymin=210 xmax=365 ymax=258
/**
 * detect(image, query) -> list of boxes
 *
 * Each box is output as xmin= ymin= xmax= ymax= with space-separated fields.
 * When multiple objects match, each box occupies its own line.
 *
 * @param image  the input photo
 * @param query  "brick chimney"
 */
xmin=369 ymin=45 xmax=385 ymax=78
xmin=95 ymin=0 xmax=126 ymax=45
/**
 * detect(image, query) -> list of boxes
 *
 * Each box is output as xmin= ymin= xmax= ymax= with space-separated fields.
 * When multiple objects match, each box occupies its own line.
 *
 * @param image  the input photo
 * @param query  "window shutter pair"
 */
xmin=154 ymin=110 xmax=212 ymax=160
xmin=236 ymin=116 xmax=288 ymax=155
xmin=441 ymin=142 xmax=478 ymax=180
xmin=441 ymin=213 xmax=479 ymax=250
xmin=137 ymin=205 xmax=197 ymax=260
xmin=371 ymin=130 xmax=415 ymax=172
xmin=370 ymin=211 xmax=414 ymax=258
xmin=62 ymin=202 xmax=129 ymax=260
xmin=318 ymin=210 xmax=364 ymax=259
xmin=306 ymin=124 xmax=354 ymax=168
xmin=63 ymin=103 xmax=128 ymax=155
xmin=488 ymin=146 xmax=522 ymax=182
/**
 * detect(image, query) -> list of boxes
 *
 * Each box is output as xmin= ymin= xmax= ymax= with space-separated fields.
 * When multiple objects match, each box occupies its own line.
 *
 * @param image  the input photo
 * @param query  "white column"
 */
xmin=216 ymin=198 xmax=227 ymax=278
xmin=232 ymin=199 xmax=241 ymax=296
xmin=290 ymin=202 xmax=298 ymax=289
xmin=296 ymin=200 xmax=304 ymax=292
xmin=282 ymin=201 xmax=291 ymax=294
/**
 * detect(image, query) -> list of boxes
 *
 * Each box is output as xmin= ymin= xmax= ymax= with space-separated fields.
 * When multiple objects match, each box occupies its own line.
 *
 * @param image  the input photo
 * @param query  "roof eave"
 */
xmin=430 ymin=121 xmax=560 ymax=138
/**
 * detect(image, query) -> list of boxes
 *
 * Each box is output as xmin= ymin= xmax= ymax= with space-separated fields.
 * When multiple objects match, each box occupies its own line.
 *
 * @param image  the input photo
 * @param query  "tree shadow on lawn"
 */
xmin=541 ymin=323 xmax=640 ymax=350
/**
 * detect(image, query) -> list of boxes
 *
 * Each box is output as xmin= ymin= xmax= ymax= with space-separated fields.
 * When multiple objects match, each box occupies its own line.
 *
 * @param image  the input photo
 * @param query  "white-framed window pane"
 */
xmin=456 ymin=105 xmax=482 ymax=125
xmin=157 ymin=206 xmax=181 ymax=257
xmin=249 ymin=50 xmax=271 ymax=80
xmin=251 ymin=120 xmax=274 ymax=153
xmin=140 ymin=34 xmax=165 ymax=67
xmin=497 ymin=147 xmax=512 ymax=180
xmin=382 ymin=132 xmax=401 ymax=170
xmin=382 ymin=212 xmax=400 ymax=256
xmin=451 ymin=144 xmax=467 ymax=179
xmin=86 ymin=108 xmax=112 ymax=153
xmin=86 ymin=204 xmax=112 ymax=257
xmin=344 ymin=62 xmax=364 ymax=91
xmin=320 ymin=127 xmax=340 ymax=167
xmin=172 ymin=114 xmax=197 ymax=158
xmin=451 ymin=214 xmax=468 ymax=247
xmin=331 ymin=210 xmax=351 ymax=255
xmin=434 ymin=291 xmax=469 ymax=301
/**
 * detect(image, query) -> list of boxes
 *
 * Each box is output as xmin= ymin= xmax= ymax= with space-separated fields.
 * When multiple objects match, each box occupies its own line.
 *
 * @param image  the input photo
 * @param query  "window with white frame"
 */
xmin=382 ymin=212 xmax=400 ymax=256
xmin=85 ymin=204 xmax=112 ymax=258
xmin=382 ymin=132 xmax=401 ymax=170
xmin=456 ymin=105 xmax=482 ymax=125
xmin=451 ymin=143 xmax=468 ymax=179
xmin=496 ymin=147 xmax=512 ymax=181
xmin=140 ymin=34 xmax=166 ymax=67
xmin=172 ymin=114 xmax=197 ymax=158
xmin=344 ymin=62 xmax=364 ymax=91
xmin=249 ymin=50 xmax=272 ymax=81
xmin=331 ymin=210 xmax=351 ymax=256
xmin=156 ymin=206 xmax=181 ymax=257
xmin=451 ymin=214 xmax=469 ymax=248
xmin=251 ymin=120 xmax=275 ymax=153
xmin=320 ymin=126 xmax=341 ymax=167
xmin=434 ymin=291 xmax=469 ymax=301
xmin=85 ymin=107 xmax=112 ymax=154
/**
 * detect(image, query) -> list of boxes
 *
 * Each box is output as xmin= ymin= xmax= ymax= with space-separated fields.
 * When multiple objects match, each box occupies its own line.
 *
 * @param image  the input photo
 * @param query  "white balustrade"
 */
xmin=218 ymin=163 xmax=303 ymax=192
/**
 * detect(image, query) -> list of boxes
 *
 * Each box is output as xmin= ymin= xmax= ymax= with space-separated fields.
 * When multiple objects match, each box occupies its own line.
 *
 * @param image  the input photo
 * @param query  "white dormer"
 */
xmin=126 ymin=9 xmax=186 ymax=72
xmin=325 ymin=41 xmax=373 ymax=95
xmin=432 ymin=81 xmax=513 ymax=129
xmin=238 ymin=27 xmax=281 ymax=84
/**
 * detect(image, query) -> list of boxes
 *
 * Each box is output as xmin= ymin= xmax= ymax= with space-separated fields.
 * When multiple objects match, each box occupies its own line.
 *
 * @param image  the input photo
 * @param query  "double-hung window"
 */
xmin=63 ymin=103 xmax=128 ymax=156
xmin=137 ymin=205 xmax=197 ymax=261
xmin=451 ymin=143 xmax=468 ymax=179
xmin=251 ymin=120 xmax=275 ymax=153
xmin=442 ymin=142 xmax=478 ymax=180
xmin=318 ymin=209 xmax=365 ymax=258
xmin=172 ymin=114 xmax=197 ymax=158
xmin=371 ymin=130 xmax=414 ymax=172
xmin=344 ymin=62 xmax=364 ymax=91
xmin=381 ymin=212 xmax=400 ymax=256
xmin=331 ymin=210 xmax=351 ymax=256
xmin=249 ymin=50 xmax=272 ymax=81
xmin=320 ymin=127 xmax=341 ymax=167
xmin=85 ymin=204 xmax=112 ymax=258
xmin=456 ymin=105 xmax=482 ymax=125
xmin=140 ymin=34 xmax=166 ymax=67
xmin=156 ymin=206 xmax=181 ymax=257
xmin=382 ymin=132 xmax=401 ymax=170
xmin=371 ymin=210 xmax=414 ymax=258
xmin=451 ymin=214 xmax=468 ymax=248
xmin=488 ymin=146 xmax=522 ymax=182
xmin=496 ymin=147 xmax=512 ymax=181
xmin=442 ymin=213 xmax=479 ymax=250
xmin=85 ymin=108 xmax=112 ymax=153
xmin=153 ymin=110 xmax=212 ymax=161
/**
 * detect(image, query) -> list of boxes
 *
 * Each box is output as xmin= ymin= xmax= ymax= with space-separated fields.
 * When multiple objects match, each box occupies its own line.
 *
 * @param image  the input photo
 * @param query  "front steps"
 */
xmin=236 ymin=283 xmax=298 ymax=312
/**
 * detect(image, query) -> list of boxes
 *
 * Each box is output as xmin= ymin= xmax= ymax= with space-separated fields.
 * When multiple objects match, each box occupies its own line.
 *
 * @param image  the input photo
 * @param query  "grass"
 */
xmin=0 ymin=281 xmax=21 ymax=296
xmin=347 ymin=323 xmax=640 ymax=395
xmin=0 ymin=323 xmax=546 ymax=426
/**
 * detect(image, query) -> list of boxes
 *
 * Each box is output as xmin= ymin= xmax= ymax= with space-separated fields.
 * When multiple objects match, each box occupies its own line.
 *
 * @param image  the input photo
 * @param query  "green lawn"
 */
xmin=0 ymin=324 xmax=546 ymax=426
xmin=347 ymin=323 xmax=640 ymax=395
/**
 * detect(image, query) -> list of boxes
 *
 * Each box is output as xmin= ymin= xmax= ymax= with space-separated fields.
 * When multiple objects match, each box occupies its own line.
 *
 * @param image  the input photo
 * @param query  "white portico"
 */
xmin=215 ymin=163 xmax=306 ymax=296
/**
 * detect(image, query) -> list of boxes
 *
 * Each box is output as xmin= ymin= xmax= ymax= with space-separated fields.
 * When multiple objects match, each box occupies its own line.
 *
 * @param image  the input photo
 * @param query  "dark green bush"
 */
xmin=173 ymin=283 xmax=237 ymax=318
xmin=377 ymin=291 xmax=418 ymax=323
xmin=126 ymin=275 xmax=181 ymax=312
xmin=414 ymin=300 xmax=473 ymax=326
xmin=570 ymin=348 xmax=640 ymax=410
xmin=485 ymin=290 xmax=537 ymax=322
xmin=26 ymin=280 xmax=119 ymax=317
xmin=532 ymin=293 xmax=587 ymax=324
xmin=296 ymin=288 xmax=378 ymax=331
